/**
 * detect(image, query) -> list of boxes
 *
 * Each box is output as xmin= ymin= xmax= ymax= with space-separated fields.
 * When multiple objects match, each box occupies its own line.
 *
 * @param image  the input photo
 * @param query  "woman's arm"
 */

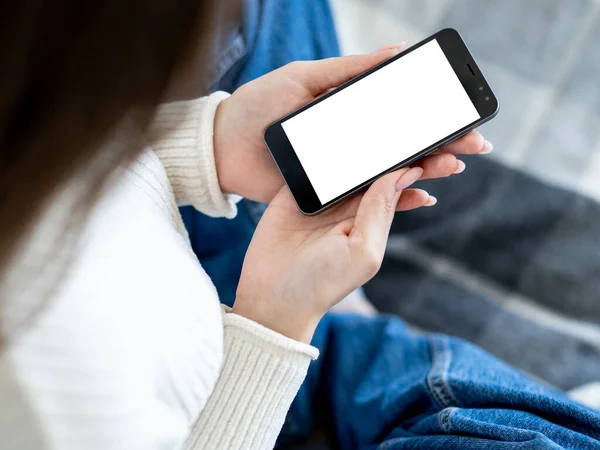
xmin=186 ymin=310 xmax=318 ymax=450
xmin=149 ymin=93 xmax=240 ymax=219
xmin=149 ymin=49 xmax=491 ymax=450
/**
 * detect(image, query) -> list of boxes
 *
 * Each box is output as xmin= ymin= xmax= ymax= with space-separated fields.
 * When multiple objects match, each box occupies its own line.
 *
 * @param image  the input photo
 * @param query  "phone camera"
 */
xmin=485 ymin=96 xmax=490 ymax=101
xmin=479 ymin=86 xmax=484 ymax=91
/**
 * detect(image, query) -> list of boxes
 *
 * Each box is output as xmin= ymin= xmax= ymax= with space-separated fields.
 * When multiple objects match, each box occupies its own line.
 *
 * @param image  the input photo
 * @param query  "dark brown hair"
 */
xmin=0 ymin=1 xmax=224 ymax=344
xmin=0 ymin=0 xmax=219 ymax=268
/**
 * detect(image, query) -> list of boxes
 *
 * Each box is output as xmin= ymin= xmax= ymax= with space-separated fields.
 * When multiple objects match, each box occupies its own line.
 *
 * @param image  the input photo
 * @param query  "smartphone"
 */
xmin=264 ymin=28 xmax=499 ymax=215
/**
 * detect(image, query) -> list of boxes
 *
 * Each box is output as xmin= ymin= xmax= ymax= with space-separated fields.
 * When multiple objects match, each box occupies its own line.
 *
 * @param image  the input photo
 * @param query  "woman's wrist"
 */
xmin=231 ymin=299 xmax=321 ymax=344
xmin=213 ymin=98 xmax=237 ymax=196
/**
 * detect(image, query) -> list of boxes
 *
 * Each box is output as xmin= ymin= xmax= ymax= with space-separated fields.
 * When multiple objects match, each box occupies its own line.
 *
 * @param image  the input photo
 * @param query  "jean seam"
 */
xmin=209 ymin=32 xmax=247 ymax=87
xmin=427 ymin=336 xmax=459 ymax=410
xmin=437 ymin=406 xmax=457 ymax=434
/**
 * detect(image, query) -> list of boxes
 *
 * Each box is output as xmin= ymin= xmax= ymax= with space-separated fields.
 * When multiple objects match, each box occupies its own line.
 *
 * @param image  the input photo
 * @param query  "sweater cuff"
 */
xmin=187 ymin=311 xmax=318 ymax=450
xmin=151 ymin=92 xmax=241 ymax=219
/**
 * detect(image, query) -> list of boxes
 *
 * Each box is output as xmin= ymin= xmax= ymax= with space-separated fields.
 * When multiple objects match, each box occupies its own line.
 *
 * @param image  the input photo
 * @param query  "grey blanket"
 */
xmin=333 ymin=0 xmax=600 ymax=398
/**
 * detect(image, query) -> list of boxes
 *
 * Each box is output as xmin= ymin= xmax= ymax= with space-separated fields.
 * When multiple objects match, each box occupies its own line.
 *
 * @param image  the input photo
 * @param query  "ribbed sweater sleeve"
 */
xmin=150 ymin=92 xmax=241 ymax=218
xmin=151 ymin=93 xmax=320 ymax=449
xmin=186 ymin=311 xmax=319 ymax=450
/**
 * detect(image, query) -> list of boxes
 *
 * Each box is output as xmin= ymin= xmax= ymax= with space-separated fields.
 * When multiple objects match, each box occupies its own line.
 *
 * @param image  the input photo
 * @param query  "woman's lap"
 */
xmin=287 ymin=313 xmax=600 ymax=449
xmin=181 ymin=1 xmax=600 ymax=448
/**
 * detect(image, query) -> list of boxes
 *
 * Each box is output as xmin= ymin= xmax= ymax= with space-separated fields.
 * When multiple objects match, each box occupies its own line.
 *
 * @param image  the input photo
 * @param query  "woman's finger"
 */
xmin=374 ymin=42 xmax=407 ymax=53
xmin=412 ymin=153 xmax=464 ymax=180
xmin=396 ymin=189 xmax=437 ymax=211
xmin=288 ymin=44 xmax=406 ymax=96
xmin=437 ymin=131 xmax=492 ymax=155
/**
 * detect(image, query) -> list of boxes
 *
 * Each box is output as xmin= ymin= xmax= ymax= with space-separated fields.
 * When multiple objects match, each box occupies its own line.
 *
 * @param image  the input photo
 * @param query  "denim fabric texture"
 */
xmin=181 ymin=1 xmax=600 ymax=448
xmin=301 ymin=313 xmax=600 ymax=449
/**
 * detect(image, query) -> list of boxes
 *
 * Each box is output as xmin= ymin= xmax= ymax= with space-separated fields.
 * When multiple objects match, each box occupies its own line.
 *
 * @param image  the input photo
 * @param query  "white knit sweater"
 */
xmin=0 ymin=92 xmax=318 ymax=450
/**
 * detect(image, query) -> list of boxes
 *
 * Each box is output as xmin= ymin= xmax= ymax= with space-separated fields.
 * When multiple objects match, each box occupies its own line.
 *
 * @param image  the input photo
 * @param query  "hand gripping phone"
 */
xmin=264 ymin=28 xmax=499 ymax=215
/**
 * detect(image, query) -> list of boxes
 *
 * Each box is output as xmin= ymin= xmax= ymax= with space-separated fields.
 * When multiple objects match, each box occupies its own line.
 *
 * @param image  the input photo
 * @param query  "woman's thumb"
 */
xmin=291 ymin=43 xmax=406 ymax=96
xmin=350 ymin=167 xmax=423 ymax=267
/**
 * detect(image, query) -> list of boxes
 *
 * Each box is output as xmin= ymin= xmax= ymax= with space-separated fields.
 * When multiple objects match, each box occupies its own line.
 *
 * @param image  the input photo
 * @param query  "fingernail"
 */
xmin=395 ymin=167 xmax=423 ymax=192
xmin=425 ymin=196 xmax=438 ymax=207
xmin=454 ymin=160 xmax=466 ymax=174
xmin=479 ymin=140 xmax=494 ymax=154
xmin=375 ymin=42 xmax=405 ymax=55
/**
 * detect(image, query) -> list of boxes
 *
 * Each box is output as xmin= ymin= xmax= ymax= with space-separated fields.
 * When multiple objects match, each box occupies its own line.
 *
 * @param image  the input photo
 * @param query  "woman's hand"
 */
xmin=214 ymin=45 xmax=493 ymax=207
xmin=233 ymin=166 xmax=424 ymax=344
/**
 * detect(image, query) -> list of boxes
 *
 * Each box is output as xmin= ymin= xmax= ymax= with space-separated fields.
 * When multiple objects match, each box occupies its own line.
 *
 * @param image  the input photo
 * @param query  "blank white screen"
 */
xmin=281 ymin=39 xmax=480 ymax=204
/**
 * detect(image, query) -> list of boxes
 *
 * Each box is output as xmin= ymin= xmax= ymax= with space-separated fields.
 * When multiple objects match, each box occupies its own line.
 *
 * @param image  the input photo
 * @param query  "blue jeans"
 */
xmin=294 ymin=313 xmax=600 ymax=449
xmin=182 ymin=1 xmax=600 ymax=448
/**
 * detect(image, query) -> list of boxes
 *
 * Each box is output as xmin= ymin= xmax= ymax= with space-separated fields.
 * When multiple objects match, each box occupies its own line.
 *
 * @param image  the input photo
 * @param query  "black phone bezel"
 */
xmin=264 ymin=28 xmax=500 ymax=215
